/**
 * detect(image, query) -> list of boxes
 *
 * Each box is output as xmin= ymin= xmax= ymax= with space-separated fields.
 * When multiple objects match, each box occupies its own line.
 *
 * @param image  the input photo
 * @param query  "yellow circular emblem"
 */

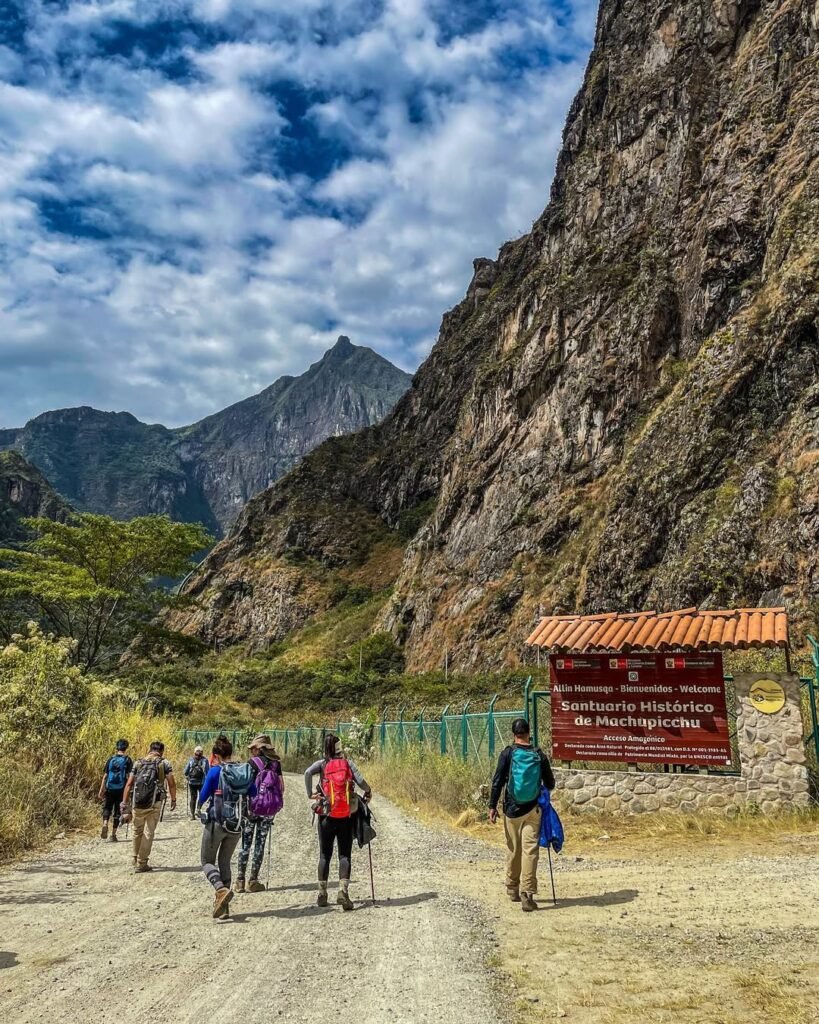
xmin=749 ymin=678 xmax=786 ymax=714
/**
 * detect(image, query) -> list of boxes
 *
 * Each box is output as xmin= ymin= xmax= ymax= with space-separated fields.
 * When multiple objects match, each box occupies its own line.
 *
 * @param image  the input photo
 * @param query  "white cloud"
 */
xmin=0 ymin=1 xmax=594 ymax=427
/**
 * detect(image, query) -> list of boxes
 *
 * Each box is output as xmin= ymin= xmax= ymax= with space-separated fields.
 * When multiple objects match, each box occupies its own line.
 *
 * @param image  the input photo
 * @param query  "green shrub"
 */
xmin=364 ymin=747 xmax=488 ymax=818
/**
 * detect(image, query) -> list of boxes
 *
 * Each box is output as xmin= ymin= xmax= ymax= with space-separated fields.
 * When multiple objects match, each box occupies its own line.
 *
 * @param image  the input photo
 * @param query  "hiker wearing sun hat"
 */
xmin=236 ymin=734 xmax=284 ymax=893
xmin=184 ymin=745 xmax=210 ymax=820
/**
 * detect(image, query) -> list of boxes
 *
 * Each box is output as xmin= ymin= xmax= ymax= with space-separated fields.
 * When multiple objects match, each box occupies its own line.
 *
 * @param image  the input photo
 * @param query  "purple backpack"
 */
xmin=248 ymin=756 xmax=284 ymax=818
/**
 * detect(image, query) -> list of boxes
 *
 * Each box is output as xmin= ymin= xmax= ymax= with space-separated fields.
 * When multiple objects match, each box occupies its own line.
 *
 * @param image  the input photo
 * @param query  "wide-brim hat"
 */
xmin=248 ymin=733 xmax=275 ymax=751
xmin=194 ymin=746 xmax=203 ymax=754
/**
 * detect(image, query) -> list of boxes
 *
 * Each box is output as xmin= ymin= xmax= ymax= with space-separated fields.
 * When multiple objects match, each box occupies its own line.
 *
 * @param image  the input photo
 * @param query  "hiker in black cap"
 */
xmin=489 ymin=718 xmax=554 ymax=912
xmin=305 ymin=734 xmax=371 ymax=911
xmin=97 ymin=738 xmax=132 ymax=842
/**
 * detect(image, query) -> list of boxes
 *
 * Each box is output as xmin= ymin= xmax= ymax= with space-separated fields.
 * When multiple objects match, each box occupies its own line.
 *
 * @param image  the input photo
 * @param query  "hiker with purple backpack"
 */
xmin=236 ymin=734 xmax=284 ymax=894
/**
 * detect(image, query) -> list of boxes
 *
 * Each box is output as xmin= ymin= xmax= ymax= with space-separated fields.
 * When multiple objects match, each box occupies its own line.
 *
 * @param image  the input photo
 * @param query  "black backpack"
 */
xmin=133 ymin=758 xmax=166 ymax=810
xmin=188 ymin=757 xmax=207 ymax=787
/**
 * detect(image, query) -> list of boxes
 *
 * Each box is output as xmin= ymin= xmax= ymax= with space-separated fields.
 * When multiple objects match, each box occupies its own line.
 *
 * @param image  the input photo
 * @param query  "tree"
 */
xmin=0 ymin=514 xmax=211 ymax=670
xmin=0 ymin=624 xmax=91 ymax=758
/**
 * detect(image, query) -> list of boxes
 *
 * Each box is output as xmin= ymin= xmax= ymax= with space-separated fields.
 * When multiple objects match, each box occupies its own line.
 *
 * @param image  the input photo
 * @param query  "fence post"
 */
xmin=440 ymin=704 xmax=450 ymax=755
xmin=418 ymin=706 xmax=426 ymax=746
xmin=398 ymin=705 xmax=406 ymax=748
xmin=461 ymin=701 xmax=471 ymax=760
xmin=523 ymin=675 xmax=533 ymax=723
xmin=381 ymin=706 xmax=388 ymax=753
xmin=488 ymin=693 xmax=499 ymax=760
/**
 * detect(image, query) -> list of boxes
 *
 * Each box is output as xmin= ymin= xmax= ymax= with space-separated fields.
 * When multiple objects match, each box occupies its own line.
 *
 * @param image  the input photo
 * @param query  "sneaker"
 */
xmin=507 ymin=886 xmax=521 ymax=903
xmin=247 ymin=879 xmax=265 ymax=893
xmin=101 ymin=823 xmax=109 ymax=840
xmin=213 ymin=887 xmax=233 ymax=919
xmin=134 ymin=864 xmax=153 ymax=874
xmin=337 ymin=889 xmax=354 ymax=912
xmin=317 ymin=891 xmax=328 ymax=908
xmin=235 ymin=879 xmax=245 ymax=893
xmin=521 ymin=892 xmax=537 ymax=913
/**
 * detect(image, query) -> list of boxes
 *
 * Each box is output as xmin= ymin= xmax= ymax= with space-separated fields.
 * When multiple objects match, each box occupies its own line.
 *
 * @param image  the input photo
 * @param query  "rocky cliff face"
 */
xmin=175 ymin=0 xmax=819 ymax=668
xmin=0 ymin=450 xmax=71 ymax=546
xmin=1 ymin=339 xmax=411 ymax=535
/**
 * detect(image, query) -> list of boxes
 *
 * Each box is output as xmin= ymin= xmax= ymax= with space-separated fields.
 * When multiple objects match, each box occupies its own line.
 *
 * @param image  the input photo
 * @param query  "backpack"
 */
xmin=188 ymin=757 xmax=207 ymax=787
xmin=133 ymin=758 xmax=166 ymax=810
xmin=213 ymin=762 xmax=254 ymax=833
xmin=248 ymin=756 xmax=283 ymax=818
xmin=507 ymin=747 xmax=542 ymax=804
xmin=322 ymin=758 xmax=354 ymax=819
xmin=106 ymin=754 xmax=128 ymax=790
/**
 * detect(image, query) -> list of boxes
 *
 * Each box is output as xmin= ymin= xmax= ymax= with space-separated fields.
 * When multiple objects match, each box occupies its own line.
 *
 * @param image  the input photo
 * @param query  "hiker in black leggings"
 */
xmin=305 ymin=734 xmax=371 ymax=911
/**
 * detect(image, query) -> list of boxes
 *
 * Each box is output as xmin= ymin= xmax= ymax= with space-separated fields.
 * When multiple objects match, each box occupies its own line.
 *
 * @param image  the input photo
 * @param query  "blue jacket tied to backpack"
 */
xmin=538 ymin=787 xmax=565 ymax=853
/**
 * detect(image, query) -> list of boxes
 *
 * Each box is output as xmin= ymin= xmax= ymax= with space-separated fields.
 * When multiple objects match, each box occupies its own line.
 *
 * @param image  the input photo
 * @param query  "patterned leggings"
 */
xmin=238 ymin=816 xmax=273 ymax=880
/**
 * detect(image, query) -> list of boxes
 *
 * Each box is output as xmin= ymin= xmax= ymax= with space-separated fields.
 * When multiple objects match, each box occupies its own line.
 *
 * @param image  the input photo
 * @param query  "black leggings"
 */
xmin=317 ymin=816 xmax=354 ymax=881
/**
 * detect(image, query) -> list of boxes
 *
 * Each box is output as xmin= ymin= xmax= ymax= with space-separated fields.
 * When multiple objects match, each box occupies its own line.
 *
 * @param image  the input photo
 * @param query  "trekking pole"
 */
xmin=546 ymin=845 xmax=557 ymax=906
xmin=266 ymin=831 xmax=272 ymax=890
xmin=368 ymin=842 xmax=375 ymax=904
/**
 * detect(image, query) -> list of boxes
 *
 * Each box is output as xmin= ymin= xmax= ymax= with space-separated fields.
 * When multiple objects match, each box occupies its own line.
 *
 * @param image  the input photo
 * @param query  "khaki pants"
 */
xmin=132 ymin=805 xmax=162 ymax=867
xmin=503 ymin=806 xmax=541 ymax=895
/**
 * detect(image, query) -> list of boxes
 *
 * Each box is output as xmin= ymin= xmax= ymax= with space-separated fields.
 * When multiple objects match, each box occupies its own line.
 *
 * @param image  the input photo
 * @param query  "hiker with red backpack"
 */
xmin=488 ymin=718 xmax=555 ymax=912
xmin=236 ymin=734 xmax=284 ymax=894
xmin=198 ymin=736 xmax=257 ymax=919
xmin=304 ymin=734 xmax=372 ymax=911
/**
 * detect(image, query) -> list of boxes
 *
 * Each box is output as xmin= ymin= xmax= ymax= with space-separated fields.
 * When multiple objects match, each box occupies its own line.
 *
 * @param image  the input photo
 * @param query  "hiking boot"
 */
xmin=134 ymin=864 xmax=153 ymax=874
xmin=235 ymin=879 xmax=245 ymax=893
xmin=521 ymin=892 xmax=537 ymax=913
xmin=100 ymin=823 xmax=109 ymax=840
xmin=317 ymin=891 xmax=328 ymax=908
xmin=213 ymin=887 xmax=233 ymax=919
xmin=337 ymin=890 xmax=354 ymax=912
xmin=506 ymin=886 xmax=521 ymax=903
xmin=247 ymin=879 xmax=265 ymax=893
xmin=110 ymin=832 xmax=118 ymax=843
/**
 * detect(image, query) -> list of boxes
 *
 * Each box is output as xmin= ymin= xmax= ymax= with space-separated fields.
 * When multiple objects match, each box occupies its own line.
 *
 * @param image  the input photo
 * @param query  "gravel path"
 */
xmin=0 ymin=781 xmax=505 ymax=1024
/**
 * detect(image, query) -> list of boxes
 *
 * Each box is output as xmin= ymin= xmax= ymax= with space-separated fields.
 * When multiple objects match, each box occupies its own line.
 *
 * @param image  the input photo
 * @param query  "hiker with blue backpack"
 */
xmin=198 ymin=736 xmax=257 ymax=918
xmin=97 ymin=738 xmax=132 ymax=842
xmin=488 ymin=718 xmax=555 ymax=912
xmin=304 ymin=734 xmax=372 ymax=911
xmin=236 ymin=734 xmax=284 ymax=894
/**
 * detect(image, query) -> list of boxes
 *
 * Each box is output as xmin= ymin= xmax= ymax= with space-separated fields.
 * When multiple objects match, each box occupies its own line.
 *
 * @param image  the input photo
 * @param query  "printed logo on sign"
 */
xmin=609 ymin=658 xmax=618 ymax=669
xmin=557 ymin=659 xmax=564 ymax=670
xmin=628 ymin=671 xmax=638 ymax=682
xmin=665 ymin=657 xmax=686 ymax=669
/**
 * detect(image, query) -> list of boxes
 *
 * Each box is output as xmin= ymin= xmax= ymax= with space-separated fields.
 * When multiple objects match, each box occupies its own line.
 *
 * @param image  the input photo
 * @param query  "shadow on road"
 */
xmin=0 ymin=891 xmax=76 ymax=908
xmin=229 ymin=891 xmax=439 ymax=922
xmin=0 ymin=951 xmax=19 ymax=969
xmin=541 ymin=889 xmax=638 ymax=910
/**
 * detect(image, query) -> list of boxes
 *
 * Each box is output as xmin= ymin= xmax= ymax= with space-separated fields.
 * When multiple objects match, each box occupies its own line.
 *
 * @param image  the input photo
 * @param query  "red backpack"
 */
xmin=322 ymin=758 xmax=354 ymax=818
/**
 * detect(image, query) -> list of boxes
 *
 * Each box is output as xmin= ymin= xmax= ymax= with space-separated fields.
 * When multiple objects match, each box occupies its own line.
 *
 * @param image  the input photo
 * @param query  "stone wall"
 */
xmin=553 ymin=673 xmax=812 ymax=815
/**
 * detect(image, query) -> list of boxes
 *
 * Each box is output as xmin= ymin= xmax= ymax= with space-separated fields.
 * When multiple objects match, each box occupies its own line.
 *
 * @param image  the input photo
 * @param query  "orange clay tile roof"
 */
xmin=525 ymin=607 xmax=789 ymax=653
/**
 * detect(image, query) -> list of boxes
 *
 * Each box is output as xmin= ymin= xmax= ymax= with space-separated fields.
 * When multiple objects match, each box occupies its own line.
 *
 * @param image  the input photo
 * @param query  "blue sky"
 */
xmin=0 ymin=0 xmax=596 ymax=427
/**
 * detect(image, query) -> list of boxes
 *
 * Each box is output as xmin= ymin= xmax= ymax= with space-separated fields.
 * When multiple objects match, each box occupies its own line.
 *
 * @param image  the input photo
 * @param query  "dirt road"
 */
xmin=1 ymin=784 xmax=505 ymax=1024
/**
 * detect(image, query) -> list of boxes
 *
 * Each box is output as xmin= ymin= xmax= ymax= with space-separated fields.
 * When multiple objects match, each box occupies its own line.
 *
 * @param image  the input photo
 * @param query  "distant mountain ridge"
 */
xmin=0 ymin=338 xmax=412 ymax=535
xmin=0 ymin=450 xmax=72 ymax=547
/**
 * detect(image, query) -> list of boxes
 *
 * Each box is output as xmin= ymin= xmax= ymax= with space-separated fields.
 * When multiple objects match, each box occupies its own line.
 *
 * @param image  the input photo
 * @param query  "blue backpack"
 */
xmin=213 ymin=762 xmax=255 ymax=833
xmin=507 ymin=747 xmax=542 ymax=804
xmin=106 ymin=754 xmax=128 ymax=790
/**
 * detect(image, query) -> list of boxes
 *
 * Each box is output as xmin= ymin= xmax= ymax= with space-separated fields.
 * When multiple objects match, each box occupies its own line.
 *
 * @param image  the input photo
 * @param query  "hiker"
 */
xmin=184 ymin=745 xmax=209 ymax=819
xmin=198 ymin=736 xmax=257 ymax=918
xmin=121 ymin=740 xmax=177 ymax=874
xmin=97 ymin=738 xmax=132 ymax=842
xmin=488 ymin=718 xmax=555 ymax=912
xmin=236 ymin=734 xmax=284 ymax=894
xmin=304 ymin=734 xmax=372 ymax=911
xmin=209 ymin=735 xmax=228 ymax=767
